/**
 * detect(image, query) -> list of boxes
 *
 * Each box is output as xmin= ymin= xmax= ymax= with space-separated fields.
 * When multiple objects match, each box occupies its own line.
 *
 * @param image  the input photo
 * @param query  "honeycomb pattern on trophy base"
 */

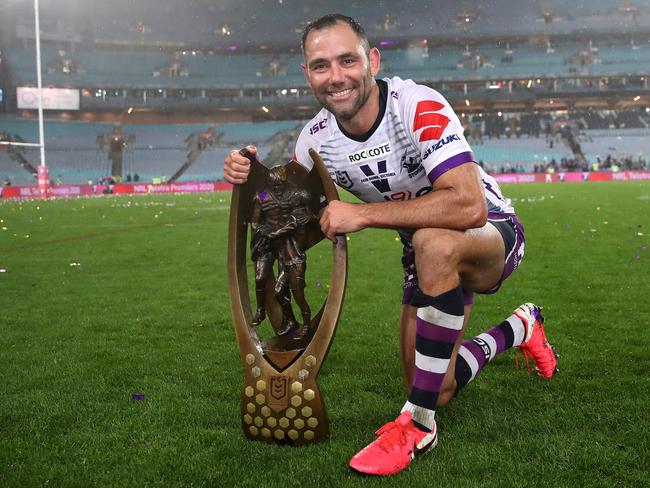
xmin=241 ymin=353 xmax=324 ymax=445
xmin=243 ymin=379 xmax=321 ymax=444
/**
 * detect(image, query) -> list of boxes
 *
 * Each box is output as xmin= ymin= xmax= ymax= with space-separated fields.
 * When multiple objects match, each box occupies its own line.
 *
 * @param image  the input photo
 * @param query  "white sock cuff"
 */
xmin=401 ymin=401 xmax=436 ymax=431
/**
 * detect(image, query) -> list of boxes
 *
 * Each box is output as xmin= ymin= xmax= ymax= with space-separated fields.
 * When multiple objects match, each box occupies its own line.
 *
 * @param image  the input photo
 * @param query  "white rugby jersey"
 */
xmin=294 ymin=76 xmax=514 ymax=216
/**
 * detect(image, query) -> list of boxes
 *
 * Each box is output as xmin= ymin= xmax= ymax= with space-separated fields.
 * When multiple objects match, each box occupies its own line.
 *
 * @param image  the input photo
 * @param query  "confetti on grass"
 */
xmin=131 ymin=394 xmax=145 ymax=401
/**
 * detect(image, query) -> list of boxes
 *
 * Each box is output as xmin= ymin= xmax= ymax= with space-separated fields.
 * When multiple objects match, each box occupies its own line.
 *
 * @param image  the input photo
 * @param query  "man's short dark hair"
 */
xmin=301 ymin=13 xmax=370 ymax=56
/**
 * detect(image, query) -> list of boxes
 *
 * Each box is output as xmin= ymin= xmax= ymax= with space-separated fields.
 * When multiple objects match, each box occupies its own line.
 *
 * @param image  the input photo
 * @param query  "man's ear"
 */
xmin=369 ymin=47 xmax=381 ymax=76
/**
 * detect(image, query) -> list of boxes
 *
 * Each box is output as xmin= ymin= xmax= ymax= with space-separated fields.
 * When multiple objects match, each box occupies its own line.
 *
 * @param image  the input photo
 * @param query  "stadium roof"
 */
xmin=3 ymin=0 xmax=650 ymax=50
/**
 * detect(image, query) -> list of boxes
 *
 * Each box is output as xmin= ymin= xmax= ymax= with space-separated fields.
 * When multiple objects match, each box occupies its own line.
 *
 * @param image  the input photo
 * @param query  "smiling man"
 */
xmin=224 ymin=13 xmax=557 ymax=476
xmin=299 ymin=17 xmax=379 ymax=131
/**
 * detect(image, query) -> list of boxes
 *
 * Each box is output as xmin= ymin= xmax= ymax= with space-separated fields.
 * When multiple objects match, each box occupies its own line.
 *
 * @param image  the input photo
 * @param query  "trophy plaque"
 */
xmin=227 ymin=148 xmax=347 ymax=445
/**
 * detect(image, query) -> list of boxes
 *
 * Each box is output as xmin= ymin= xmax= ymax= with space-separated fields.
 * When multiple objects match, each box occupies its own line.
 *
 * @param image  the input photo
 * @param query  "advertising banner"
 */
xmin=1 ymin=181 xmax=233 ymax=199
xmin=16 ymin=87 xmax=80 ymax=110
xmin=5 ymin=173 xmax=650 ymax=199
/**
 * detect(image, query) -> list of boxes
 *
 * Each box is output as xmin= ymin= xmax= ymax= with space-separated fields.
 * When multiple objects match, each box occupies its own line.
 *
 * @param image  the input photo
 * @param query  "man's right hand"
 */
xmin=223 ymin=145 xmax=256 ymax=184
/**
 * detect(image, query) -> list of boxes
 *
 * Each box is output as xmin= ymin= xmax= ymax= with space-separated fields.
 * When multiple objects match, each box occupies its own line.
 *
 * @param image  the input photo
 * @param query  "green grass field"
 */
xmin=1 ymin=182 xmax=649 ymax=487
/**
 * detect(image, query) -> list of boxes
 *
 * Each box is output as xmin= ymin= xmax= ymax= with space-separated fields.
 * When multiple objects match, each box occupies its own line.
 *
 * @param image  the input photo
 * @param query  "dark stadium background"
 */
xmin=1 ymin=0 xmax=649 ymax=187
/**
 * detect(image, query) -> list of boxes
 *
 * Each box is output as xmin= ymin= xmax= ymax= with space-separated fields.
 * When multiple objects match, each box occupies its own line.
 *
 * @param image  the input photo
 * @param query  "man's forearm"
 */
xmin=319 ymin=163 xmax=488 ymax=240
xmin=357 ymin=188 xmax=487 ymax=231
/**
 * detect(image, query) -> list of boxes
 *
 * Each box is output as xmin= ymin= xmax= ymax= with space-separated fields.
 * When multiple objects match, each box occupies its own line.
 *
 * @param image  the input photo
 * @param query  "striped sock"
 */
xmin=401 ymin=286 xmax=464 ymax=431
xmin=454 ymin=312 xmax=527 ymax=390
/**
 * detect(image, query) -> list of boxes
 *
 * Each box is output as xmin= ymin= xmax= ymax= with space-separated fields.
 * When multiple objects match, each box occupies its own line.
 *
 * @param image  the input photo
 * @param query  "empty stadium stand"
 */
xmin=1 ymin=0 xmax=649 ymax=181
xmin=0 ymin=117 xmax=302 ymax=185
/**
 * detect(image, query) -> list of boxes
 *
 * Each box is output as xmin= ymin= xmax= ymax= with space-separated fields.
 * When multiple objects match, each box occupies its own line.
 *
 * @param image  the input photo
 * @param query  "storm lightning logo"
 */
xmin=400 ymin=153 xmax=424 ymax=179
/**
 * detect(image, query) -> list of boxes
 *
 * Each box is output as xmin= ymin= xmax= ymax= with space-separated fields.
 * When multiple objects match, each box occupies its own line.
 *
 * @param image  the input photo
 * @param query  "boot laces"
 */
xmin=516 ymin=322 xmax=554 ymax=375
xmin=515 ymin=348 xmax=532 ymax=375
xmin=375 ymin=420 xmax=408 ymax=453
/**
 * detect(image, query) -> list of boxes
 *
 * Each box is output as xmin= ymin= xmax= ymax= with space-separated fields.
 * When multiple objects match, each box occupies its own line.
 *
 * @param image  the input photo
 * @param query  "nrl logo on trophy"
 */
xmin=227 ymin=148 xmax=347 ymax=445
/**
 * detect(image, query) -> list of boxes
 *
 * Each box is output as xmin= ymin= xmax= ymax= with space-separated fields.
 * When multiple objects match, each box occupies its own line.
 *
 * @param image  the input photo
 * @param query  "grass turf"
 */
xmin=1 ymin=182 xmax=649 ymax=487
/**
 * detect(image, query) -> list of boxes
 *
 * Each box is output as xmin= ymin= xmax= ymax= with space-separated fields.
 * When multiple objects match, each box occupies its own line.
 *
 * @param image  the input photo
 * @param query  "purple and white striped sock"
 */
xmin=401 ymin=286 xmax=464 ymax=431
xmin=455 ymin=312 xmax=527 ymax=390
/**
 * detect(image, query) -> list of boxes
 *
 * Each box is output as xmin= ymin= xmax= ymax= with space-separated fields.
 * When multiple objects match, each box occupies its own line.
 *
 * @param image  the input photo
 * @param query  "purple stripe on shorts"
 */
xmin=416 ymin=318 xmax=461 ymax=343
xmin=482 ymin=213 xmax=526 ymax=295
xmin=427 ymin=151 xmax=474 ymax=183
xmin=413 ymin=368 xmax=446 ymax=392
xmin=488 ymin=212 xmax=525 ymax=243
xmin=487 ymin=211 xmax=510 ymax=220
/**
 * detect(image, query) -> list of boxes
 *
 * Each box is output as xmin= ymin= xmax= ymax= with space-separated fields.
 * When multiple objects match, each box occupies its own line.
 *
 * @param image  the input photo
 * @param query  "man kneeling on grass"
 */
xmin=223 ymin=13 xmax=558 ymax=476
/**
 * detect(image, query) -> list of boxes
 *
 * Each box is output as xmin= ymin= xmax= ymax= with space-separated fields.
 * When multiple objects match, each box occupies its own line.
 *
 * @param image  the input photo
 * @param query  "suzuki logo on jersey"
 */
xmin=347 ymin=143 xmax=392 ymax=164
xmin=422 ymin=133 xmax=461 ymax=161
xmin=413 ymin=100 xmax=451 ymax=142
xmin=359 ymin=160 xmax=395 ymax=193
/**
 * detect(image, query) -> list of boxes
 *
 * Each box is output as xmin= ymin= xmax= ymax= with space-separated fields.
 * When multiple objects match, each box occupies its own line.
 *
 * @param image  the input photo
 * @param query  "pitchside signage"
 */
xmin=227 ymin=148 xmax=347 ymax=445
xmin=17 ymin=87 xmax=80 ymax=111
xmin=5 ymin=171 xmax=649 ymax=200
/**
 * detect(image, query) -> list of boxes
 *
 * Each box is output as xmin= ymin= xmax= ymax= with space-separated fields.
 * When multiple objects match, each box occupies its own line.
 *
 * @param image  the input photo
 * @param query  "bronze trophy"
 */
xmin=227 ymin=148 xmax=347 ymax=445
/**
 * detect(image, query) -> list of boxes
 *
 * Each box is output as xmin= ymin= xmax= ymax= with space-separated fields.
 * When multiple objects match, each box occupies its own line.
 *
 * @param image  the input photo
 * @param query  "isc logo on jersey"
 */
xmin=347 ymin=143 xmax=391 ymax=164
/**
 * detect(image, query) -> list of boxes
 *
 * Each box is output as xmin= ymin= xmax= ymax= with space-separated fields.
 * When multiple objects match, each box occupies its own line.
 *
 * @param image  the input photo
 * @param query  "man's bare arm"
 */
xmin=319 ymin=163 xmax=487 ymax=240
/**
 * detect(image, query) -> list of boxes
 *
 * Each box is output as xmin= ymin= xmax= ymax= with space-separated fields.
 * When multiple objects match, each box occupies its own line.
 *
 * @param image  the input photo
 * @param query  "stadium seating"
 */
xmin=3 ymin=114 xmax=648 ymax=183
xmin=0 ymin=152 xmax=36 ymax=186
xmin=3 ymin=1 xmax=649 ymax=181
xmin=8 ymin=38 xmax=650 ymax=92
xmin=0 ymin=118 xmax=302 ymax=185
xmin=579 ymin=129 xmax=650 ymax=164
xmin=472 ymin=136 xmax=573 ymax=172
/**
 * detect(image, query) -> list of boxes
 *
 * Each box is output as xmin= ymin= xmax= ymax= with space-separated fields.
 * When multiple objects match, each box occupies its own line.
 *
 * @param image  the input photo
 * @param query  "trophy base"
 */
xmin=240 ymin=351 xmax=329 ymax=445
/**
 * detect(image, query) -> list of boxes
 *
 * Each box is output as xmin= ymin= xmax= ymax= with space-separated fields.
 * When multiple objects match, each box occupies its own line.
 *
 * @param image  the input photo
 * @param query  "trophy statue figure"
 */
xmin=228 ymin=148 xmax=347 ymax=445
xmin=250 ymin=165 xmax=317 ymax=338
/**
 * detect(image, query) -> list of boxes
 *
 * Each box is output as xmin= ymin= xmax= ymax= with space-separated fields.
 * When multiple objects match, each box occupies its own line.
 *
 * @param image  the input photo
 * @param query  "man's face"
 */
xmin=301 ymin=22 xmax=380 ymax=122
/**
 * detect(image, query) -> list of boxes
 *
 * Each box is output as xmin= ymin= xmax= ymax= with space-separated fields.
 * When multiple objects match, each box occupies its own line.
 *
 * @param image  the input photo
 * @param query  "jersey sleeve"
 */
xmin=398 ymin=83 xmax=474 ymax=184
xmin=293 ymin=124 xmax=318 ymax=171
